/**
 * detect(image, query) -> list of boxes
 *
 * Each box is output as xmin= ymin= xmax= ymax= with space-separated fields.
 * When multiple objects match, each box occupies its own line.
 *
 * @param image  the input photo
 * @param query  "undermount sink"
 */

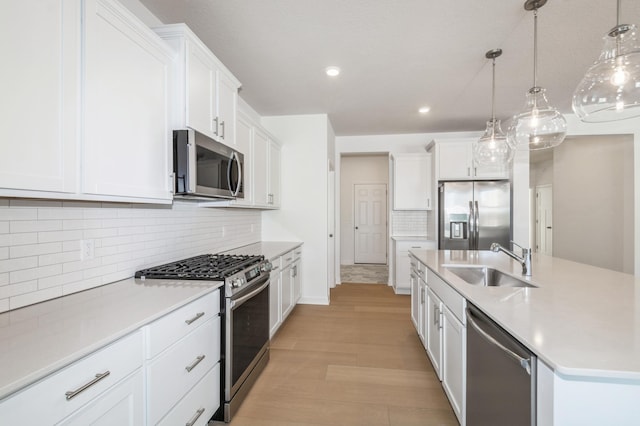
xmin=444 ymin=265 xmax=537 ymax=288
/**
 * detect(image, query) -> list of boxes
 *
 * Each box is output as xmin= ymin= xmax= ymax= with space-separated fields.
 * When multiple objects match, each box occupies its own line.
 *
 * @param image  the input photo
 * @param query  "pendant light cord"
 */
xmin=491 ymin=57 xmax=496 ymax=122
xmin=533 ymin=8 xmax=538 ymax=90
xmin=617 ymin=0 xmax=621 ymax=26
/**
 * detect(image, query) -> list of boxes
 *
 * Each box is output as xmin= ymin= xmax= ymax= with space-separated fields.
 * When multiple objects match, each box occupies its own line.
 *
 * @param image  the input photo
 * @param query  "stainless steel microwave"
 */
xmin=173 ymin=128 xmax=244 ymax=199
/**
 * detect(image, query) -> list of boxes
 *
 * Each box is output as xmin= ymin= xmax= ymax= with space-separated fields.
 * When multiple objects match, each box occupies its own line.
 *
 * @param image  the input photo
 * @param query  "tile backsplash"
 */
xmin=392 ymin=211 xmax=428 ymax=236
xmin=0 ymin=199 xmax=261 ymax=313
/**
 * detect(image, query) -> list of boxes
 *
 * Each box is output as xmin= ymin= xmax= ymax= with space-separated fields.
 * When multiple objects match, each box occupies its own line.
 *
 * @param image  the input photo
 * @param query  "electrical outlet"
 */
xmin=81 ymin=239 xmax=95 ymax=261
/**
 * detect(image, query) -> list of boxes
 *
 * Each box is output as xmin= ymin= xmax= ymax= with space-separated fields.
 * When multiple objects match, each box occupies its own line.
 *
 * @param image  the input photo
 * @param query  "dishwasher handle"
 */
xmin=465 ymin=308 xmax=532 ymax=375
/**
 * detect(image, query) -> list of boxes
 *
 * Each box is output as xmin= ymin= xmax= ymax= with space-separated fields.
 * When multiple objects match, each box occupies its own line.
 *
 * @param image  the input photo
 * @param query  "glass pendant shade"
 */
xmin=507 ymin=87 xmax=567 ymax=150
xmin=474 ymin=119 xmax=514 ymax=166
xmin=572 ymin=24 xmax=640 ymax=122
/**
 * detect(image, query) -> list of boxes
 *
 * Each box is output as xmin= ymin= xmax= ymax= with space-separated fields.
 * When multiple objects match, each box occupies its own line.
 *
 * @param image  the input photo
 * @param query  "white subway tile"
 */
xmin=0 ymin=298 xmax=8 ymax=313
xmin=0 ymin=257 xmax=38 ymax=274
xmin=83 ymin=207 xmax=118 ymax=219
xmin=10 ymin=242 xmax=62 ymax=259
xmin=63 ymin=257 xmax=101 ymax=273
xmin=0 ymin=247 xmax=7 ymax=260
xmin=62 ymin=277 xmax=103 ymax=296
xmin=10 ymin=220 xmax=62 ymax=233
xmin=0 ymin=273 xmax=7 ymax=286
xmin=62 ymin=219 xmax=102 ymax=230
xmin=38 ymin=229 xmax=83 ymax=243
xmin=83 ymin=264 xmax=117 ymax=280
xmin=11 ymin=199 xmax=62 ymax=208
xmin=10 ymin=287 xmax=63 ymax=310
xmin=0 ymin=281 xmax=38 ymax=298
xmin=38 ymin=208 xmax=83 ymax=220
xmin=10 ymin=264 xmax=63 ymax=284
xmin=0 ymin=209 xmax=38 ymax=221
xmin=0 ymin=222 xmax=8 ymax=234
xmin=39 ymin=251 xmax=79 ymax=266
xmin=38 ymin=271 xmax=84 ymax=289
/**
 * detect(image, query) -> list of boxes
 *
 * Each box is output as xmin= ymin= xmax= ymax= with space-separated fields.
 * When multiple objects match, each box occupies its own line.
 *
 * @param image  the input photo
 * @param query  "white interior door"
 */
xmin=536 ymin=185 xmax=553 ymax=255
xmin=328 ymin=169 xmax=336 ymax=288
xmin=354 ymin=184 xmax=387 ymax=264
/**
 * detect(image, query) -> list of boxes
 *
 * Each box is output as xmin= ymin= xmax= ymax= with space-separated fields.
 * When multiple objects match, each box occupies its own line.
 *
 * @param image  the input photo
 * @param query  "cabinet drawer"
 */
xmin=282 ymin=250 xmax=295 ymax=267
xmin=0 ymin=331 xmax=142 ymax=424
xmin=293 ymin=246 xmax=302 ymax=259
xmin=147 ymin=316 xmax=220 ymax=425
xmin=157 ymin=363 xmax=220 ymax=426
xmin=427 ymin=268 xmax=466 ymax=323
xmin=146 ymin=290 xmax=219 ymax=359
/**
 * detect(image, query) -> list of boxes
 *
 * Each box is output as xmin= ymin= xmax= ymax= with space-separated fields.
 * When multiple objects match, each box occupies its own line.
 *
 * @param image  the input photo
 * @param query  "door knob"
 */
xmin=329 ymin=234 xmax=333 ymax=237
xmin=355 ymin=226 xmax=358 ymax=230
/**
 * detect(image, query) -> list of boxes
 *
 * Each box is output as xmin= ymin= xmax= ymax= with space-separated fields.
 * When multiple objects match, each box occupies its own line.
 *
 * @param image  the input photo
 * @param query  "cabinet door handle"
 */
xmin=213 ymin=117 xmax=219 ymax=136
xmin=467 ymin=167 xmax=470 ymax=177
xmin=220 ymin=120 xmax=225 ymax=139
xmin=65 ymin=371 xmax=110 ymax=400
xmin=185 ymin=355 xmax=206 ymax=372
xmin=185 ymin=312 xmax=205 ymax=325
xmin=186 ymin=408 xmax=206 ymax=426
xmin=427 ymin=198 xmax=430 ymax=208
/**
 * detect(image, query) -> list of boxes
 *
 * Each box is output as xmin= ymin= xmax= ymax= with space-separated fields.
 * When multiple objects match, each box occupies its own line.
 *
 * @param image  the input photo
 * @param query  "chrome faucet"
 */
xmin=490 ymin=241 xmax=532 ymax=276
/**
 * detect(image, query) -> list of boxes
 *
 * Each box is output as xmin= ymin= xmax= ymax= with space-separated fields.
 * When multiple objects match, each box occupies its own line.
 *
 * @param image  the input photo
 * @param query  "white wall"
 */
xmin=553 ymin=135 xmax=634 ymax=273
xmin=340 ymin=154 xmax=389 ymax=265
xmin=0 ymin=199 xmax=261 ymax=313
xmin=261 ymin=114 xmax=332 ymax=305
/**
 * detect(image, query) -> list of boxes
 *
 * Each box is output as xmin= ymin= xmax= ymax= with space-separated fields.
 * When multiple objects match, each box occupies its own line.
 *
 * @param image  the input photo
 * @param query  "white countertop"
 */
xmin=410 ymin=249 xmax=640 ymax=381
xmin=390 ymin=236 xmax=433 ymax=242
xmin=223 ymin=241 xmax=303 ymax=260
xmin=0 ymin=278 xmax=220 ymax=400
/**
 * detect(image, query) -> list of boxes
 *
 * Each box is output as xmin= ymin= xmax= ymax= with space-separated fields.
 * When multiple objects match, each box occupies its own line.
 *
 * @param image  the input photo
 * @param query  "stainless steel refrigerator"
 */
xmin=438 ymin=181 xmax=511 ymax=250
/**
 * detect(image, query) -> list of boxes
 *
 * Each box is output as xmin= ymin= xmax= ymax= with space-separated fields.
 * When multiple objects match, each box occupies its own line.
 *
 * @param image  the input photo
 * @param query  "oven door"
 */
xmin=225 ymin=273 xmax=270 ymax=401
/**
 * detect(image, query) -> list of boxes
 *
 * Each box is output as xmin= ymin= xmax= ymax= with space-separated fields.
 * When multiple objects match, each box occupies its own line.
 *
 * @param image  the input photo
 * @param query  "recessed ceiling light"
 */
xmin=419 ymin=106 xmax=431 ymax=114
xmin=325 ymin=66 xmax=340 ymax=77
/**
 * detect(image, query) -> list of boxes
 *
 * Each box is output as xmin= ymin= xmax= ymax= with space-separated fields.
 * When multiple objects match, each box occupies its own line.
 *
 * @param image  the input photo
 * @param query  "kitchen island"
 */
xmin=410 ymin=249 xmax=640 ymax=425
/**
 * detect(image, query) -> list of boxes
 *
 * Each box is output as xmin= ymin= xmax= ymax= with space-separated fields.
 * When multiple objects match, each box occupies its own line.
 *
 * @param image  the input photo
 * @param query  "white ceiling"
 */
xmin=140 ymin=0 xmax=640 ymax=136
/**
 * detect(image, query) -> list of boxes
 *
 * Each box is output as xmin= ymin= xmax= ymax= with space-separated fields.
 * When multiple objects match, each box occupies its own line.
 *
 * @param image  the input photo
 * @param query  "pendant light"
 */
xmin=507 ymin=0 xmax=567 ymax=151
xmin=473 ymin=49 xmax=514 ymax=167
xmin=572 ymin=0 xmax=640 ymax=122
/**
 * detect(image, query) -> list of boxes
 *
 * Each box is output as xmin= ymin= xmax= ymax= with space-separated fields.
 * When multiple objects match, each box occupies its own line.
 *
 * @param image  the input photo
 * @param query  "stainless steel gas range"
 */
xmin=135 ymin=253 xmax=272 ymax=423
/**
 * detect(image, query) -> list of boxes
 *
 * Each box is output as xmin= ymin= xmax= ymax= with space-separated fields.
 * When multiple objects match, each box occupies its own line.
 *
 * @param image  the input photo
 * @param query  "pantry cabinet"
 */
xmin=154 ymin=24 xmax=240 ymax=148
xmin=392 ymin=153 xmax=432 ymax=210
xmin=437 ymin=138 xmax=509 ymax=180
xmin=0 ymin=0 xmax=174 ymax=203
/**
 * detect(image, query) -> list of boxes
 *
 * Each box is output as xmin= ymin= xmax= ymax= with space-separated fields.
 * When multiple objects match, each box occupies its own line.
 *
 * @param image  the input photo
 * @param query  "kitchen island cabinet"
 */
xmin=410 ymin=249 xmax=640 ymax=425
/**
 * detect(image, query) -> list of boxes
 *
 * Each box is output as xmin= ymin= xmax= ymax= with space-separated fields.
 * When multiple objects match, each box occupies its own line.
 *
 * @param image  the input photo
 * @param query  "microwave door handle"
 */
xmin=187 ymin=137 xmax=196 ymax=194
xmin=227 ymin=152 xmax=241 ymax=197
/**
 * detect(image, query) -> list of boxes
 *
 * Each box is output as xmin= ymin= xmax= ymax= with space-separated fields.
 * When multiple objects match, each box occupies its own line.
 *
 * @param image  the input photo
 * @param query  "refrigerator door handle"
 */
xmin=474 ymin=201 xmax=480 ymax=250
xmin=469 ymin=201 xmax=475 ymax=249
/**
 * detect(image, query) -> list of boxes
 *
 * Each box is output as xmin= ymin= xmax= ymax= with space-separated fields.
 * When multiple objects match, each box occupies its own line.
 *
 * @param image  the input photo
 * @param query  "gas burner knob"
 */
xmin=261 ymin=262 xmax=272 ymax=272
xmin=231 ymin=277 xmax=245 ymax=288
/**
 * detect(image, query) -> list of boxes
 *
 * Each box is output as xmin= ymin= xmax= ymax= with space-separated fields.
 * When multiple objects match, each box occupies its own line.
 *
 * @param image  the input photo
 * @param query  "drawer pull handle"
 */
xmin=65 ymin=370 xmax=110 ymax=401
xmin=185 ymin=312 xmax=205 ymax=325
xmin=186 ymin=408 xmax=205 ymax=426
xmin=185 ymin=355 xmax=205 ymax=372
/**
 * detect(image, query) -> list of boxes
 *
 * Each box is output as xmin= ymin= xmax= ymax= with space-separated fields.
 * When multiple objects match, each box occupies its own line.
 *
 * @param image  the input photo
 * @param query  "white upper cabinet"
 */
xmin=393 ymin=153 xmax=432 ymax=210
xmin=0 ymin=1 xmax=79 ymax=194
xmin=0 ymin=0 xmax=174 ymax=203
xmin=229 ymin=106 xmax=281 ymax=209
xmin=82 ymin=0 xmax=173 ymax=200
xmin=155 ymin=24 xmax=241 ymax=148
xmin=437 ymin=139 xmax=509 ymax=180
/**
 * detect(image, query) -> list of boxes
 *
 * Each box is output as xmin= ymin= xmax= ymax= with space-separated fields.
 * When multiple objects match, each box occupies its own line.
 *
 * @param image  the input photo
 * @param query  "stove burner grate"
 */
xmin=135 ymin=254 xmax=264 ymax=280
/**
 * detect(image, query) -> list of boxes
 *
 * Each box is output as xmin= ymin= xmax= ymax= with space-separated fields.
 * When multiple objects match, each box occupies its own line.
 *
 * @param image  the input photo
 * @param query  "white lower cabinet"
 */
xmin=157 ymin=363 xmax=220 ymax=426
xmin=145 ymin=290 xmax=221 ymax=425
xmin=426 ymin=287 xmax=444 ymax=379
xmin=0 ymin=331 xmax=143 ymax=425
xmin=57 ymin=370 xmax=143 ymax=426
xmin=442 ymin=306 xmax=465 ymax=424
xmin=393 ymin=239 xmax=435 ymax=294
xmin=269 ymin=246 xmax=303 ymax=337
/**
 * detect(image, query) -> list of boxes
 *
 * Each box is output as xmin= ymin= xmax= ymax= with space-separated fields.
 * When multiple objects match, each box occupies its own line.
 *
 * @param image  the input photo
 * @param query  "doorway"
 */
xmin=354 ymin=183 xmax=387 ymax=264
xmin=535 ymin=185 xmax=553 ymax=255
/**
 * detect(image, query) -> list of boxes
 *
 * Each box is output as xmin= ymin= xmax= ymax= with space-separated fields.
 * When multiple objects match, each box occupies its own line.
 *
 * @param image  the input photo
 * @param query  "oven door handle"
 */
xmin=230 ymin=276 xmax=269 ymax=310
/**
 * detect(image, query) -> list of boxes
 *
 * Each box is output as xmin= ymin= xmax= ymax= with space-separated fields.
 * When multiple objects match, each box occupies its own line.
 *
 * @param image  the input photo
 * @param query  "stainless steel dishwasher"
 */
xmin=466 ymin=303 xmax=536 ymax=426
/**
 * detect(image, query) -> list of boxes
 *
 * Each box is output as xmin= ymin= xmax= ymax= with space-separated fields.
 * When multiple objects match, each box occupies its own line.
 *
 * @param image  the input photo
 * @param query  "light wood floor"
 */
xmin=230 ymin=284 xmax=458 ymax=426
